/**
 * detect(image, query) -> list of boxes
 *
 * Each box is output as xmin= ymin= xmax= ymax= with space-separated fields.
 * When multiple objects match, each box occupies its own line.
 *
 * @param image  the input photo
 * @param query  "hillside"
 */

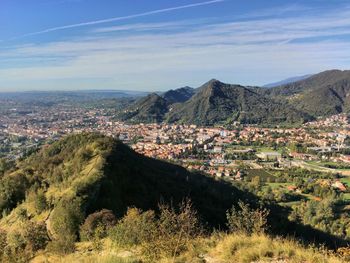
xmin=0 ymin=133 xmax=346 ymax=261
xmin=117 ymin=93 xmax=169 ymax=123
xmin=117 ymin=87 xmax=195 ymax=123
xmin=166 ymin=79 xmax=311 ymax=125
xmin=162 ymin=86 xmax=195 ymax=104
xmin=33 ymin=233 xmax=345 ymax=263
xmin=266 ymin=70 xmax=350 ymax=116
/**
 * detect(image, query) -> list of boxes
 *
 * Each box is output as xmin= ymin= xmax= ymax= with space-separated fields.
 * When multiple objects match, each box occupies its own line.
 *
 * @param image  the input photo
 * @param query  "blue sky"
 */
xmin=1 ymin=0 xmax=350 ymax=91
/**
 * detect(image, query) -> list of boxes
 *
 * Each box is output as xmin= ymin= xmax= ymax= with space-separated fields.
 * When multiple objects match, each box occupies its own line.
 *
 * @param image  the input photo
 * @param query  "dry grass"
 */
xmin=30 ymin=233 xmax=345 ymax=263
xmin=206 ymin=233 xmax=343 ymax=263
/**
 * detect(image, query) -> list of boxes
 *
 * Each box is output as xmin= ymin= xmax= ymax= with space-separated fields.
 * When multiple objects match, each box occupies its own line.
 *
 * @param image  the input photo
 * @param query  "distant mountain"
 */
xmin=162 ymin=86 xmax=195 ymax=104
xmin=118 ymin=70 xmax=350 ymax=125
xmin=117 ymin=86 xmax=195 ymax=123
xmin=265 ymin=70 xmax=350 ymax=117
xmin=166 ymin=79 xmax=311 ymax=125
xmin=117 ymin=93 xmax=169 ymax=123
xmin=263 ymin=74 xmax=313 ymax=88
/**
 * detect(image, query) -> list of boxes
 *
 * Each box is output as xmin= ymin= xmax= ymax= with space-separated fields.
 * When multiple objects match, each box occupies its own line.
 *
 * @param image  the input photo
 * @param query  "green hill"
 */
xmin=266 ymin=69 xmax=350 ymax=117
xmin=166 ymin=79 xmax=311 ymax=125
xmin=162 ymin=86 xmax=195 ymax=104
xmin=0 ymin=134 xmax=346 ymax=261
xmin=117 ymin=93 xmax=169 ymax=123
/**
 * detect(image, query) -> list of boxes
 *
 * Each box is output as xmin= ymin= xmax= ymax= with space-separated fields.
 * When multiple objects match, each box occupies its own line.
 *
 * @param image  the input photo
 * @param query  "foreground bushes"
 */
xmin=48 ymin=198 xmax=84 ymax=254
xmin=109 ymin=201 xmax=202 ymax=261
xmin=80 ymin=209 xmax=117 ymax=241
xmin=226 ymin=200 xmax=269 ymax=235
xmin=0 ymin=221 xmax=48 ymax=263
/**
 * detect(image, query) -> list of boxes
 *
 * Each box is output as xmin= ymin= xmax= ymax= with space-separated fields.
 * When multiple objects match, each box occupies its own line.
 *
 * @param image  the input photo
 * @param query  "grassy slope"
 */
xmin=0 ymin=133 xmax=348 ymax=262
xmin=32 ymin=233 xmax=344 ymax=263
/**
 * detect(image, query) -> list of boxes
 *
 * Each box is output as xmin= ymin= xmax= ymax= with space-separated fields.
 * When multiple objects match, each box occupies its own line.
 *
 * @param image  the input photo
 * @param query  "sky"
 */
xmin=1 ymin=0 xmax=350 ymax=92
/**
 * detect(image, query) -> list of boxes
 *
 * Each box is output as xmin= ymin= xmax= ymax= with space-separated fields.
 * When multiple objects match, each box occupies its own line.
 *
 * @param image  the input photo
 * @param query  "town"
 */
xmin=1 ymin=101 xmax=350 ymax=197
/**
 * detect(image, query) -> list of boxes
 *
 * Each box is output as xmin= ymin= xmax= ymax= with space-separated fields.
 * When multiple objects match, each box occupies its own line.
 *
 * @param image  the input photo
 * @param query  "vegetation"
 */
xmin=0 ymin=133 xmax=348 ymax=262
xmin=265 ymin=69 xmax=350 ymax=117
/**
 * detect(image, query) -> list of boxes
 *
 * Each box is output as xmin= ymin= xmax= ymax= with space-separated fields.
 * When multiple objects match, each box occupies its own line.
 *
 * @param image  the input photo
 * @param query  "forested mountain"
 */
xmin=162 ymin=86 xmax=195 ymax=104
xmin=116 ymin=70 xmax=350 ymax=125
xmin=265 ymin=70 xmax=350 ymax=116
xmin=117 ymin=93 xmax=169 ymax=123
xmin=116 ymin=87 xmax=195 ymax=123
xmin=166 ymin=79 xmax=311 ymax=125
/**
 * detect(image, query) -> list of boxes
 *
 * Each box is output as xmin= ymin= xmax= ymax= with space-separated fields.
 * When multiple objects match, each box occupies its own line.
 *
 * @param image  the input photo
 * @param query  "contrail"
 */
xmin=16 ymin=0 xmax=225 ymax=39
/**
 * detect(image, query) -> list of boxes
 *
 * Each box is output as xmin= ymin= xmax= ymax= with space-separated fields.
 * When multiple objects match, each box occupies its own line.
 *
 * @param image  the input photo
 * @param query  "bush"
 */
xmin=109 ymin=208 xmax=156 ymax=247
xmin=0 ymin=173 xmax=29 ymax=214
xmin=80 ymin=209 xmax=117 ymax=241
xmin=50 ymin=198 xmax=84 ymax=243
xmin=34 ymin=190 xmax=47 ymax=214
xmin=23 ymin=221 xmax=48 ymax=252
xmin=226 ymin=201 xmax=269 ymax=235
xmin=47 ymin=233 xmax=76 ymax=255
xmin=109 ymin=201 xmax=202 ymax=262
xmin=0 ymin=229 xmax=7 ymax=259
xmin=142 ymin=201 xmax=202 ymax=261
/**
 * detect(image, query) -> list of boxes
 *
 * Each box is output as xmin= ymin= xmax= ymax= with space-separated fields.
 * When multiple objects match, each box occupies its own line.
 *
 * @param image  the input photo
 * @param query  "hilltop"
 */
xmin=116 ymin=70 xmax=350 ymax=125
xmin=0 ymin=133 xmax=347 ymax=261
xmin=166 ymin=79 xmax=311 ymax=125
xmin=117 ymin=79 xmax=312 ymax=125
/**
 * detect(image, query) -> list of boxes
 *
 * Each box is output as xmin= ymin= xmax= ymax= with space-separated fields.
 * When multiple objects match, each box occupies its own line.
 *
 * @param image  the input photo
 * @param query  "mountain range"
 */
xmin=117 ymin=69 xmax=350 ymax=125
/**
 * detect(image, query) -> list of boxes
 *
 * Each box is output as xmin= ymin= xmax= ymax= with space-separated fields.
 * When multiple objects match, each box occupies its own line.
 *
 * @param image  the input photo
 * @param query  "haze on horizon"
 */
xmin=1 ymin=0 xmax=350 ymax=92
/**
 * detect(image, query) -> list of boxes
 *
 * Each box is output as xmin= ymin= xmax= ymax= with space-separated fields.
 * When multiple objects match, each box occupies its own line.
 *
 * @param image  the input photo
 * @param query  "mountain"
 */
xmin=117 ymin=87 xmax=196 ymax=123
xmin=0 ymin=133 xmax=242 ymax=224
xmin=117 ymin=93 xmax=169 ymax=123
xmin=266 ymin=70 xmax=350 ymax=117
xmin=166 ymin=79 xmax=311 ymax=125
xmin=117 ymin=70 xmax=350 ymax=125
xmin=162 ymin=86 xmax=195 ymax=104
xmin=263 ymin=74 xmax=313 ymax=88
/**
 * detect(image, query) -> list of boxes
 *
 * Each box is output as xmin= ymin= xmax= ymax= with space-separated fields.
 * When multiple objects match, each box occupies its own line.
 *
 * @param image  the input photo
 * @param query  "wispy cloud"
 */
xmin=12 ymin=0 xmax=224 ymax=39
xmin=1 ymin=3 xmax=350 ymax=91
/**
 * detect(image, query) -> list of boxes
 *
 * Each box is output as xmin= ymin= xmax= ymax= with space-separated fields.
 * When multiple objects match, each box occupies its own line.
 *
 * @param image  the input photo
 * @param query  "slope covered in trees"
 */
xmin=166 ymin=80 xmax=311 ymax=125
xmin=0 ymin=133 xmax=347 ymax=261
xmin=265 ymin=70 xmax=350 ymax=117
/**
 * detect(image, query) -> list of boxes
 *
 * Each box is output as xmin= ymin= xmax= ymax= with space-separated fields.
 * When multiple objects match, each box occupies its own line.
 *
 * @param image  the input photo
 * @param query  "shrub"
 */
xmin=109 ymin=208 xmax=156 ymax=247
xmin=142 ymin=201 xmax=202 ymax=261
xmin=0 ymin=173 xmax=29 ymax=214
xmin=0 ymin=229 xmax=7 ymax=259
xmin=109 ymin=201 xmax=202 ymax=262
xmin=33 ymin=190 xmax=47 ymax=214
xmin=50 ymin=198 xmax=84 ymax=242
xmin=16 ymin=207 xmax=28 ymax=221
xmin=47 ymin=233 xmax=76 ymax=255
xmin=5 ymin=231 xmax=27 ymax=260
xmin=23 ymin=221 xmax=48 ymax=252
xmin=226 ymin=201 xmax=269 ymax=235
xmin=80 ymin=209 xmax=117 ymax=241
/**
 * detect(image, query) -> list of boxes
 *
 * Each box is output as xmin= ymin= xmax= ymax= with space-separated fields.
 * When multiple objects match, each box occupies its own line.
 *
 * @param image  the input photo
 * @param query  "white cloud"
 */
xmin=1 ymin=3 xmax=350 ymax=91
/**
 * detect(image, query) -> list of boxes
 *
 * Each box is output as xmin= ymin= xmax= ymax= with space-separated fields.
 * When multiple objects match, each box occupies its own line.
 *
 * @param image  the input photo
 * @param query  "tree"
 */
xmin=226 ymin=201 xmax=269 ymax=235
xmin=80 ymin=209 xmax=116 ymax=241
